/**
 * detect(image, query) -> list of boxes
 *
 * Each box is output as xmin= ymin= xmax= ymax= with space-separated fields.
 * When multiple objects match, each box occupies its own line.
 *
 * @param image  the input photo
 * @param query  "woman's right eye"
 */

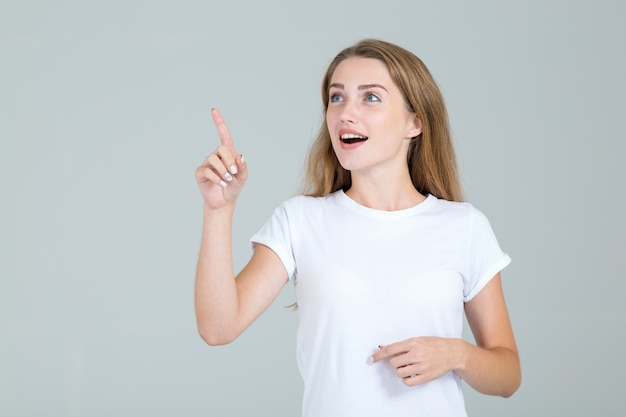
xmin=330 ymin=94 xmax=343 ymax=103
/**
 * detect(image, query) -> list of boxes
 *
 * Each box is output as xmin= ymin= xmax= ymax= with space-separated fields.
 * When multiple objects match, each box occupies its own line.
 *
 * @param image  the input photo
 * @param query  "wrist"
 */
xmin=453 ymin=338 xmax=470 ymax=373
xmin=204 ymin=200 xmax=236 ymax=214
xmin=203 ymin=202 xmax=236 ymax=227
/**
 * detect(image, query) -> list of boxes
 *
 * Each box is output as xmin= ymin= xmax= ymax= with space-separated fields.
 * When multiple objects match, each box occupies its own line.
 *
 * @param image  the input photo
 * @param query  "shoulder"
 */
xmin=427 ymin=196 xmax=496 ymax=230
xmin=428 ymin=195 xmax=477 ymax=218
xmin=277 ymin=192 xmax=340 ymax=212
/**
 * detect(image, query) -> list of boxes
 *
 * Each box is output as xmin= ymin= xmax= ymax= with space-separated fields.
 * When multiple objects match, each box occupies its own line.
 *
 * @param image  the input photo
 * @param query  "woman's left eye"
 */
xmin=365 ymin=93 xmax=380 ymax=102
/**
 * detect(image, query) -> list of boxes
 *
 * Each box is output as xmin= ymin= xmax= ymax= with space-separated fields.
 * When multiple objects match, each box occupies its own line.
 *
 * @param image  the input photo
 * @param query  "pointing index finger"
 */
xmin=211 ymin=108 xmax=237 ymax=154
xmin=371 ymin=343 xmax=407 ymax=363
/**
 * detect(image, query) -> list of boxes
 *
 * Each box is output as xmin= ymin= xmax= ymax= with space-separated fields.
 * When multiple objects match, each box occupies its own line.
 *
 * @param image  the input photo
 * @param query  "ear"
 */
xmin=406 ymin=116 xmax=422 ymax=139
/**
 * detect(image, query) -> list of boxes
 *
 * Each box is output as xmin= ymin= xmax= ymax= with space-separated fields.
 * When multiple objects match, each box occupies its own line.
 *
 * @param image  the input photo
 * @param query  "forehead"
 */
xmin=329 ymin=57 xmax=393 ymax=86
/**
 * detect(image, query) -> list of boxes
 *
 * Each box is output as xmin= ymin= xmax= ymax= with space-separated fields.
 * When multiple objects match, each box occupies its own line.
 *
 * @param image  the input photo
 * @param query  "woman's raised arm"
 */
xmin=194 ymin=109 xmax=288 ymax=346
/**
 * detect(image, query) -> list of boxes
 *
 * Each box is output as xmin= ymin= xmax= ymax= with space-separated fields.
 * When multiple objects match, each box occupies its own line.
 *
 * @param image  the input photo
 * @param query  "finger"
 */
xmin=396 ymin=363 xmax=420 ymax=379
xmin=195 ymin=164 xmax=227 ymax=188
xmin=388 ymin=352 xmax=415 ymax=370
xmin=204 ymin=153 xmax=234 ymax=183
xmin=210 ymin=108 xmax=237 ymax=154
xmin=214 ymin=145 xmax=239 ymax=177
xmin=401 ymin=373 xmax=429 ymax=387
xmin=199 ymin=152 xmax=247 ymax=187
xmin=371 ymin=342 xmax=409 ymax=363
xmin=234 ymin=154 xmax=248 ymax=182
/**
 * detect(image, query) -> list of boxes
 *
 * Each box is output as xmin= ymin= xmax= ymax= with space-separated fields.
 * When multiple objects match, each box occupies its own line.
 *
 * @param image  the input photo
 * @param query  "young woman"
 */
xmin=194 ymin=39 xmax=520 ymax=417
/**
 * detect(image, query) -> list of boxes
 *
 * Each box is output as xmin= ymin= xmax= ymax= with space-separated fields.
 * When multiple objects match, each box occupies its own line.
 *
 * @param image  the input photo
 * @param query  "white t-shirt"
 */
xmin=251 ymin=190 xmax=511 ymax=417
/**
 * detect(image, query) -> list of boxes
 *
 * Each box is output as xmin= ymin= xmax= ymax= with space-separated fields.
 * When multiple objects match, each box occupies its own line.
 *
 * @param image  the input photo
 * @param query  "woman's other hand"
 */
xmin=371 ymin=337 xmax=464 ymax=387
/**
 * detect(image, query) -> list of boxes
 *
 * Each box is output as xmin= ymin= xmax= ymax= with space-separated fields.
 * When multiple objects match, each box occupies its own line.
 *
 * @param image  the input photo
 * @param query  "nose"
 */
xmin=340 ymin=98 xmax=357 ymax=124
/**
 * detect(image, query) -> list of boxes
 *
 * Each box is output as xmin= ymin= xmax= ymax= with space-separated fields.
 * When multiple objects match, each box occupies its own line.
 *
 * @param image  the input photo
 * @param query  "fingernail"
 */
xmin=367 ymin=356 xmax=374 ymax=365
xmin=240 ymin=154 xmax=245 ymax=164
xmin=219 ymin=180 xmax=227 ymax=188
xmin=224 ymin=172 xmax=233 ymax=181
xmin=229 ymin=165 xmax=238 ymax=175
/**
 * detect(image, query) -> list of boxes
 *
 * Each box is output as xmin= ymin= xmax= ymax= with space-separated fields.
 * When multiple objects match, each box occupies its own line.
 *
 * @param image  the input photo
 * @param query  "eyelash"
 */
xmin=329 ymin=92 xmax=381 ymax=103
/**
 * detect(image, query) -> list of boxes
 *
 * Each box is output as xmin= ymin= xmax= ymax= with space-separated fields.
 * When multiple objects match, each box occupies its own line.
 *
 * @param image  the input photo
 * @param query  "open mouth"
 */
xmin=340 ymin=133 xmax=368 ymax=144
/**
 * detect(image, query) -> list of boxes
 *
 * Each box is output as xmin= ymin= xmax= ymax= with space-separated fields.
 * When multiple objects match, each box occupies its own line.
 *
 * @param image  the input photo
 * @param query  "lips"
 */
xmin=340 ymin=132 xmax=368 ymax=144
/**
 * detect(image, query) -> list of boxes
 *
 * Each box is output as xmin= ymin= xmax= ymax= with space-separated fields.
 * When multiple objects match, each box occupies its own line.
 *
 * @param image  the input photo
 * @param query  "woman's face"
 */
xmin=326 ymin=57 xmax=421 ymax=177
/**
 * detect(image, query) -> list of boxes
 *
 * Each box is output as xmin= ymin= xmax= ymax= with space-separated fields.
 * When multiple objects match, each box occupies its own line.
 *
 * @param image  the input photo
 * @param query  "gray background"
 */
xmin=1 ymin=0 xmax=624 ymax=416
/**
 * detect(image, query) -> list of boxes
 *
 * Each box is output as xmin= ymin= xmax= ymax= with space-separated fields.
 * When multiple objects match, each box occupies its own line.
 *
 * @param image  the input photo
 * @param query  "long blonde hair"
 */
xmin=301 ymin=39 xmax=463 ymax=202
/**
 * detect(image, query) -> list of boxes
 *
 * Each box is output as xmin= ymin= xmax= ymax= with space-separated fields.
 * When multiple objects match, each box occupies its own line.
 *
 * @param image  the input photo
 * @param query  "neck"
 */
xmin=345 ymin=171 xmax=425 ymax=211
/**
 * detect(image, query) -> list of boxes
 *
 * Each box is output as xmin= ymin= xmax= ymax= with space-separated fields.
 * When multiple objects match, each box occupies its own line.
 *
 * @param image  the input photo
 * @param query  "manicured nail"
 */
xmin=219 ymin=180 xmax=227 ymax=188
xmin=229 ymin=165 xmax=238 ymax=175
xmin=367 ymin=356 xmax=374 ymax=364
xmin=224 ymin=172 xmax=233 ymax=181
xmin=240 ymin=154 xmax=245 ymax=164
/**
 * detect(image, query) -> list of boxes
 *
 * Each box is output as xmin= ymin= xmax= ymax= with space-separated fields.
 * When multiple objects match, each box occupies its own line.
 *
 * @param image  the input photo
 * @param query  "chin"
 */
xmin=335 ymin=159 xmax=357 ymax=172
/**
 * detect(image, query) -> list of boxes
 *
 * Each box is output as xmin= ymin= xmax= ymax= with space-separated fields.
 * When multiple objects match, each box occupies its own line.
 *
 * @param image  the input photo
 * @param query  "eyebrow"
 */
xmin=329 ymin=83 xmax=389 ymax=92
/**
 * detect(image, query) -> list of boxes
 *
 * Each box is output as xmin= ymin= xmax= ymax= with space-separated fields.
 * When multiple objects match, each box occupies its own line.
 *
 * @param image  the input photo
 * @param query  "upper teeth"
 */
xmin=341 ymin=133 xmax=366 ymax=139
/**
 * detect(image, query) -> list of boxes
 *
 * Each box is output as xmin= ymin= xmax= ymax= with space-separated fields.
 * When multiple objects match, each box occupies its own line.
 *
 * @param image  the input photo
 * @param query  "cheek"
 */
xmin=325 ymin=109 xmax=337 ymax=128
xmin=324 ymin=115 xmax=339 ymax=149
xmin=329 ymin=134 xmax=341 ymax=156
xmin=326 ymin=113 xmax=341 ymax=142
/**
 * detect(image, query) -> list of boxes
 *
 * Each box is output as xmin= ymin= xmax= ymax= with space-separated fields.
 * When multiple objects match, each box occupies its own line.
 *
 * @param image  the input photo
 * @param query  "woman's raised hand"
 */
xmin=195 ymin=108 xmax=248 ymax=209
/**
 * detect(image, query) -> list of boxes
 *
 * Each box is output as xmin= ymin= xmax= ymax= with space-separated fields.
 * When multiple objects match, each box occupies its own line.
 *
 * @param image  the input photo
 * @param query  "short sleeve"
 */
xmin=463 ymin=208 xmax=511 ymax=302
xmin=250 ymin=199 xmax=298 ymax=282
